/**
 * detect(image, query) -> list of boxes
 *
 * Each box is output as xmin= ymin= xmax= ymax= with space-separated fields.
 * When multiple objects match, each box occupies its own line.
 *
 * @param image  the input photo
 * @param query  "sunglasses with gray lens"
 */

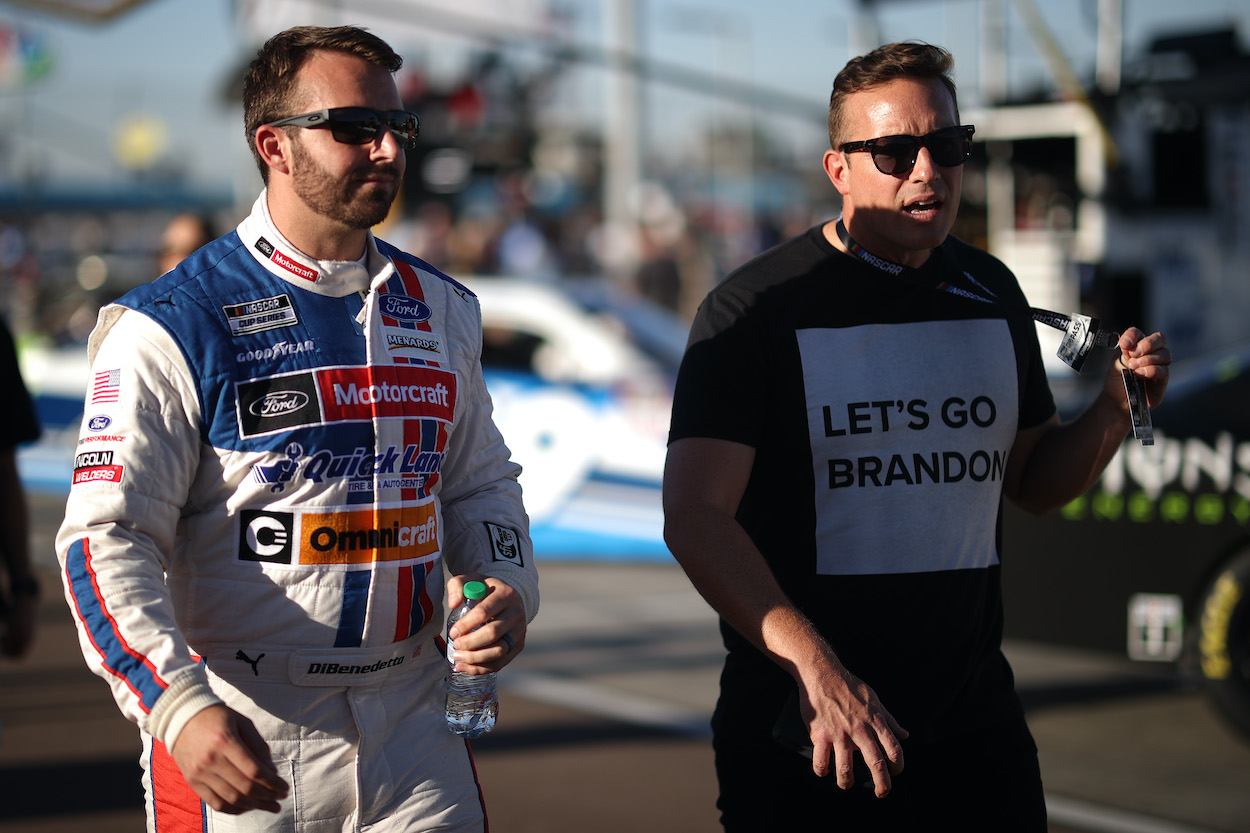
xmin=840 ymin=125 xmax=975 ymax=176
xmin=267 ymin=107 xmax=420 ymax=150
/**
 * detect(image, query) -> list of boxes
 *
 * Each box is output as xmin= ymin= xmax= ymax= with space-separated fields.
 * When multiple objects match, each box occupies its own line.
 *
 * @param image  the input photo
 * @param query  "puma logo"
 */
xmin=235 ymin=650 xmax=265 ymax=676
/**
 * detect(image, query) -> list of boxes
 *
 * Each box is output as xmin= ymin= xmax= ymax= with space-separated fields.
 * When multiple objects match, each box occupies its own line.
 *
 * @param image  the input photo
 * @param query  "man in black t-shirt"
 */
xmin=663 ymin=42 xmax=1172 ymax=831
xmin=0 ymin=316 xmax=41 ymax=661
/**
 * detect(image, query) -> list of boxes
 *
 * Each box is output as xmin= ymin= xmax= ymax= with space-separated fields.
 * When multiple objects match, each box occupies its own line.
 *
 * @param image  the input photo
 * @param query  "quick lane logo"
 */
xmin=223 ymin=294 xmax=298 ymax=336
xmin=236 ymin=503 xmax=440 ymax=568
xmin=72 ymin=449 xmax=124 ymax=485
xmin=252 ymin=442 xmax=446 ymax=494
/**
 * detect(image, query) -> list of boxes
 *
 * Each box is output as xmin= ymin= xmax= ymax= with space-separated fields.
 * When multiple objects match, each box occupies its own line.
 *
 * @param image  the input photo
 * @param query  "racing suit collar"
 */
xmin=237 ymin=190 xmax=395 ymax=298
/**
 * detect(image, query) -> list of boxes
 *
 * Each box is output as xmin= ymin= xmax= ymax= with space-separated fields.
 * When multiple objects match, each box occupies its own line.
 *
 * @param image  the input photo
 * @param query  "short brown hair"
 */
xmin=242 ymin=25 xmax=403 ymax=182
xmin=827 ymin=42 xmax=958 ymax=149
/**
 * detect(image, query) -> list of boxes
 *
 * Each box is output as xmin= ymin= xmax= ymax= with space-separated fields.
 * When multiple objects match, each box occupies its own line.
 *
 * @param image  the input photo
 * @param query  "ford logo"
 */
xmin=380 ymin=293 xmax=431 ymax=322
xmin=87 ymin=415 xmax=112 ymax=431
xmin=249 ymin=390 xmax=310 ymax=418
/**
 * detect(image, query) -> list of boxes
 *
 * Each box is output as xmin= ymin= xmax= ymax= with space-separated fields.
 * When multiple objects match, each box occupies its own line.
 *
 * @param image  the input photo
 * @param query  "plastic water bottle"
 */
xmin=445 ymin=581 xmax=498 ymax=738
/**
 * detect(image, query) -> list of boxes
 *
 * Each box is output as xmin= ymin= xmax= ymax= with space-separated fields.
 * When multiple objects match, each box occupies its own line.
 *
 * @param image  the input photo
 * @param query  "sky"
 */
xmin=0 ymin=0 xmax=1245 ymax=189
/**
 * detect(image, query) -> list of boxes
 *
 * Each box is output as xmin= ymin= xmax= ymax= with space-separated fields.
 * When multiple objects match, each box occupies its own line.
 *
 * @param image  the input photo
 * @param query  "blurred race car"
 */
xmin=466 ymin=277 xmax=683 ymax=559
xmin=18 ymin=277 xmax=685 ymax=560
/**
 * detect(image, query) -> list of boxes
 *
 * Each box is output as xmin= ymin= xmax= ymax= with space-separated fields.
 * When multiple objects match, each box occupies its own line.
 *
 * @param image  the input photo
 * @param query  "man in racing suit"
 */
xmin=55 ymin=26 xmax=537 ymax=832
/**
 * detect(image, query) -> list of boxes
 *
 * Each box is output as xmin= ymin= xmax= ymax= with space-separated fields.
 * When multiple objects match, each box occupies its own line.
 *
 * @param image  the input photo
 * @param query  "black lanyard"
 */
xmin=834 ymin=218 xmax=1153 ymax=444
xmin=835 ymin=219 xmax=1118 ymax=369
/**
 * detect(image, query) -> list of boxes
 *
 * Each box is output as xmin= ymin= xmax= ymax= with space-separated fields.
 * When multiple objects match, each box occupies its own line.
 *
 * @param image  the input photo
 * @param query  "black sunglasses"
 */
xmin=267 ymin=107 xmax=420 ymax=150
xmin=840 ymin=125 xmax=975 ymax=176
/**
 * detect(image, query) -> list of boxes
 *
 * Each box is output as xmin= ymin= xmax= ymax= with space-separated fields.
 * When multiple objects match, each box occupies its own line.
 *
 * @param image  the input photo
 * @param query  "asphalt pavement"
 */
xmin=3 ymin=493 xmax=1249 ymax=833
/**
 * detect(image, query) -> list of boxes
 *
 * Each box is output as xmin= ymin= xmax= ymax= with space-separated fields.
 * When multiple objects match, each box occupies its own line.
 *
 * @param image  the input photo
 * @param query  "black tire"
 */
xmin=1197 ymin=548 xmax=1250 ymax=739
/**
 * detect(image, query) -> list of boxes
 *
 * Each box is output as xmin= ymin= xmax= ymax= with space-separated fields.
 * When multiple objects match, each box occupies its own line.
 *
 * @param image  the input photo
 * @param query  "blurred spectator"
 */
xmin=156 ymin=213 xmax=216 ymax=276
xmin=0 ymin=315 xmax=41 ymax=660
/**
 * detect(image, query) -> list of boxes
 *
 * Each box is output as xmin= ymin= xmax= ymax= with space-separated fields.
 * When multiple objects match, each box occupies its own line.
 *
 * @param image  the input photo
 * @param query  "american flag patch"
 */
xmin=92 ymin=369 xmax=121 ymax=404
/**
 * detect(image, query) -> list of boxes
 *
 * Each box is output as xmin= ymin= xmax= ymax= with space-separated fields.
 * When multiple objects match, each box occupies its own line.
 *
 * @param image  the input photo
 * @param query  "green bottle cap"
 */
xmin=463 ymin=581 xmax=488 ymax=601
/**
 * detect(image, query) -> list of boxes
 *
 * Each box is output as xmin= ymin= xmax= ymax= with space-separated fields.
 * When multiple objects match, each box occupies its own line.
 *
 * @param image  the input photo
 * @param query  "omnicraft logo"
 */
xmin=238 ymin=501 xmax=441 ymax=568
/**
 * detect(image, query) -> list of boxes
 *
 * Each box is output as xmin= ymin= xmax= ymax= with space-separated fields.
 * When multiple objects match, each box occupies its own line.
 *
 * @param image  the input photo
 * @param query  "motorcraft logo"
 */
xmin=237 ymin=502 xmax=440 ymax=569
xmin=379 ymin=293 xmax=432 ymax=322
xmin=236 ymin=365 xmax=457 ymax=438
xmin=320 ymin=365 xmax=455 ymax=424
xmin=72 ymin=449 xmax=124 ymax=485
xmin=223 ymin=294 xmax=299 ymax=336
xmin=255 ymin=237 xmax=318 ymax=282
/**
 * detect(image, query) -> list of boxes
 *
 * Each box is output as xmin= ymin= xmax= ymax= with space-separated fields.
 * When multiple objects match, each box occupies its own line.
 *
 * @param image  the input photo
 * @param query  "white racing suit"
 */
xmin=55 ymin=193 xmax=538 ymax=832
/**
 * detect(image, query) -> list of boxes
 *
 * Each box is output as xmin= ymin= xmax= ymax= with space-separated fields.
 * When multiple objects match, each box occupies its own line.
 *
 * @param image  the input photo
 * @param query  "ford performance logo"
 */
xmin=87 ymin=415 xmax=112 ymax=431
xmin=379 ymin=294 xmax=431 ymax=322
xmin=249 ymin=390 xmax=310 ymax=418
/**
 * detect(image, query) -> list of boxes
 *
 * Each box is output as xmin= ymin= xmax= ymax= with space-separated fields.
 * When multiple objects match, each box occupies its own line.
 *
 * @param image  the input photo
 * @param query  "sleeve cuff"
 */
xmin=145 ymin=665 xmax=225 ymax=752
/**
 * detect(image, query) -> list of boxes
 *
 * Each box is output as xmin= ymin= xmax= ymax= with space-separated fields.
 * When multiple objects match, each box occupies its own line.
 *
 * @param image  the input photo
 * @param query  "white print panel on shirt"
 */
xmin=798 ymin=319 xmax=1019 ymax=576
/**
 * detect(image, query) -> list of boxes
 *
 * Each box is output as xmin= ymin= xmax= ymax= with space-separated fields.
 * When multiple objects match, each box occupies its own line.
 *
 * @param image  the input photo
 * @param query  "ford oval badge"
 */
xmin=379 ymin=293 xmax=432 ymax=322
xmin=249 ymin=390 xmax=311 ymax=418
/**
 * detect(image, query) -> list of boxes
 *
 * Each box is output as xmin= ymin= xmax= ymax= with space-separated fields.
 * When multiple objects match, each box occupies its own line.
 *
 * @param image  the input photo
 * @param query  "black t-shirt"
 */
xmin=669 ymin=225 xmax=1056 ymax=745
